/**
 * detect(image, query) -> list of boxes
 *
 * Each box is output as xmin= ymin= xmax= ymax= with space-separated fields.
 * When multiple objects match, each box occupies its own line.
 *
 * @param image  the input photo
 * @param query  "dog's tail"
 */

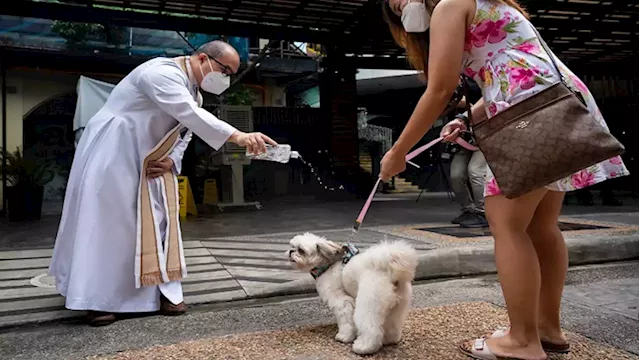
xmin=369 ymin=240 xmax=419 ymax=284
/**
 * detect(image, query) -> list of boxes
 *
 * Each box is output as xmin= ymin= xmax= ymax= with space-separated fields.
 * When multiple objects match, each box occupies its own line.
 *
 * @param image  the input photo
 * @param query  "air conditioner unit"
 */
xmin=212 ymin=105 xmax=261 ymax=211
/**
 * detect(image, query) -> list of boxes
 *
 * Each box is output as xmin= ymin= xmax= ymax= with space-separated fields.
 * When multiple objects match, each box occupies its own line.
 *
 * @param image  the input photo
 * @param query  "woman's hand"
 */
xmin=440 ymin=119 xmax=467 ymax=142
xmin=229 ymin=131 xmax=278 ymax=155
xmin=380 ymin=148 xmax=407 ymax=182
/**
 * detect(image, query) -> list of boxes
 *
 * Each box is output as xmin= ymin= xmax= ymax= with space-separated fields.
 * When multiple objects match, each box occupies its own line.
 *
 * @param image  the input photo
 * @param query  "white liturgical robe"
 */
xmin=49 ymin=57 xmax=236 ymax=312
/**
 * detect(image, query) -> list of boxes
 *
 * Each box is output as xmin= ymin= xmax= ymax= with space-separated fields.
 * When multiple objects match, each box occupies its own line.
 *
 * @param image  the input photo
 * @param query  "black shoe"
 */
xmin=452 ymin=211 xmax=475 ymax=224
xmin=459 ymin=212 xmax=489 ymax=228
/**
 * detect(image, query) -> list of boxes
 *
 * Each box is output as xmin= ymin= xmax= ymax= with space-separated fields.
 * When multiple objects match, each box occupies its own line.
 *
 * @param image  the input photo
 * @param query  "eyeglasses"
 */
xmin=208 ymin=56 xmax=234 ymax=77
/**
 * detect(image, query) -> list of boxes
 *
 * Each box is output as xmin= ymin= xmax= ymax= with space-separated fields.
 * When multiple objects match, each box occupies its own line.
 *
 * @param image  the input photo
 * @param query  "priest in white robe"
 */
xmin=49 ymin=40 xmax=276 ymax=326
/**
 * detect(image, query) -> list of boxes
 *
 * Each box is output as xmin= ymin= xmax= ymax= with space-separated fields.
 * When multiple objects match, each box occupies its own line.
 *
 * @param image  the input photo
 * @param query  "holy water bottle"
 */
xmin=246 ymin=144 xmax=300 ymax=164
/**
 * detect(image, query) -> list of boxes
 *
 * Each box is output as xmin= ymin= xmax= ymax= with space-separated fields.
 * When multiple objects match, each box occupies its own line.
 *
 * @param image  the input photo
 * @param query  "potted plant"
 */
xmin=224 ymin=86 xmax=256 ymax=106
xmin=0 ymin=147 xmax=54 ymax=221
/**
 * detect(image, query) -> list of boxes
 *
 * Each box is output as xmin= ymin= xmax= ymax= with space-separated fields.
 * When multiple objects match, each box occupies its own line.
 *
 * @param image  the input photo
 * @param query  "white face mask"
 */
xmin=401 ymin=0 xmax=431 ymax=33
xmin=199 ymin=58 xmax=230 ymax=95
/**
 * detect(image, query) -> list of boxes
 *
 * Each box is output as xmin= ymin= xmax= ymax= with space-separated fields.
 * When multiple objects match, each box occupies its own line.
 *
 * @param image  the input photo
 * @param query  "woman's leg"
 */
xmin=484 ymin=188 xmax=549 ymax=359
xmin=527 ymin=191 xmax=568 ymax=344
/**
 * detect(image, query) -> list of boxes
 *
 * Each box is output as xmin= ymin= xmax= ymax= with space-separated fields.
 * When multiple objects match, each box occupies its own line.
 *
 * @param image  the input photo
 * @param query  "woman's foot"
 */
xmin=459 ymin=337 xmax=546 ymax=360
xmin=487 ymin=326 xmax=570 ymax=353
xmin=86 ymin=311 xmax=116 ymax=327
xmin=485 ymin=335 xmax=546 ymax=360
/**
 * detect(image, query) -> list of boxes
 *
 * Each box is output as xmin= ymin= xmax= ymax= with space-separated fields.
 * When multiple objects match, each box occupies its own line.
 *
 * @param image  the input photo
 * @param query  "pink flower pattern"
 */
xmin=509 ymin=68 xmax=537 ymax=91
xmin=472 ymin=18 xmax=510 ymax=47
xmin=485 ymin=177 xmax=501 ymax=196
xmin=571 ymin=170 xmax=596 ymax=189
xmin=462 ymin=0 xmax=628 ymax=197
xmin=513 ymin=41 xmax=539 ymax=54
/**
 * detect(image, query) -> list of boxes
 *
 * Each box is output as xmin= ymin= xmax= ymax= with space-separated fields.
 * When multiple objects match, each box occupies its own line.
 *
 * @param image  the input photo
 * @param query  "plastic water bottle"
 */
xmin=246 ymin=144 xmax=300 ymax=164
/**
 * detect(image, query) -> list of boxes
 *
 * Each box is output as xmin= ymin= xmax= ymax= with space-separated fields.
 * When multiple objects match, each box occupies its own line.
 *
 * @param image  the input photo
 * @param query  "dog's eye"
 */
xmin=298 ymin=248 xmax=305 ymax=255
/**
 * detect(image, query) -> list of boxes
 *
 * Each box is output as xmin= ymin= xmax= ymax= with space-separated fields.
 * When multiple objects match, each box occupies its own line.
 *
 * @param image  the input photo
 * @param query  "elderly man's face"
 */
xmin=198 ymin=51 xmax=239 ymax=78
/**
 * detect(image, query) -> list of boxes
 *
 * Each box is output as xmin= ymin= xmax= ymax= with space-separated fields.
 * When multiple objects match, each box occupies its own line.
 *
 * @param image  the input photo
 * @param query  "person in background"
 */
xmin=448 ymin=77 xmax=488 ymax=228
xmin=380 ymin=0 xmax=628 ymax=359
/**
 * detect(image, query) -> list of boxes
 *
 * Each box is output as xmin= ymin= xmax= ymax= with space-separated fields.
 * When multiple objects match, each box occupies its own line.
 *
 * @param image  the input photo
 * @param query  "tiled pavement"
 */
xmin=0 ymin=203 xmax=636 ymax=328
xmin=0 ymin=229 xmax=434 ymax=327
xmin=562 ymin=278 xmax=638 ymax=320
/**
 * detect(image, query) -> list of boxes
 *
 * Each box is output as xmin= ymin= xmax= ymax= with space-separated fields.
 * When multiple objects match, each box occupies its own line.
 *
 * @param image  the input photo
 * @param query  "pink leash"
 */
xmin=352 ymin=129 xmax=477 ymax=232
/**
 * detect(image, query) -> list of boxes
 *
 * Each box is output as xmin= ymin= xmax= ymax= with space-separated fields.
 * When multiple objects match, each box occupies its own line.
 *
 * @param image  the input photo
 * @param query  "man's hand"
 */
xmin=228 ymin=131 xmax=278 ymax=155
xmin=147 ymin=158 xmax=174 ymax=178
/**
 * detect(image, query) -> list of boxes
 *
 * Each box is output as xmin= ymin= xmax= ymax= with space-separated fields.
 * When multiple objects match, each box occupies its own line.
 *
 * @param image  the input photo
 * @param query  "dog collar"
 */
xmin=310 ymin=243 xmax=360 ymax=280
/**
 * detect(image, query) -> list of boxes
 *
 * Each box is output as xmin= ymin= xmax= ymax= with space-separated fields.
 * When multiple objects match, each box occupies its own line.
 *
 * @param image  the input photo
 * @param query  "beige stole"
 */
xmin=135 ymin=124 xmax=184 ymax=288
xmin=135 ymin=57 xmax=199 ymax=288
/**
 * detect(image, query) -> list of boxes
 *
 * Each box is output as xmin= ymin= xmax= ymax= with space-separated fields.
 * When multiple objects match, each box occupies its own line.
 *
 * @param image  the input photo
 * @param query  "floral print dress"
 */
xmin=462 ymin=0 xmax=629 ymax=197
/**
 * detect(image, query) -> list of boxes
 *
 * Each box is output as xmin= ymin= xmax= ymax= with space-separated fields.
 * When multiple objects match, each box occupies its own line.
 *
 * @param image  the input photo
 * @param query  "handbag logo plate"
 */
xmin=515 ymin=120 xmax=530 ymax=129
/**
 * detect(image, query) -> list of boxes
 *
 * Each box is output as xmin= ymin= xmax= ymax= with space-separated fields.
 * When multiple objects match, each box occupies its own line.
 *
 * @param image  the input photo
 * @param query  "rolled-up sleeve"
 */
xmin=139 ymin=64 xmax=236 ymax=150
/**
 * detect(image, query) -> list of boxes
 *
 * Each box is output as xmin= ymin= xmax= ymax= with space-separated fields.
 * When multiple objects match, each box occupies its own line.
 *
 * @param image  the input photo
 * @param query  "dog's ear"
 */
xmin=316 ymin=240 xmax=345 ymax=261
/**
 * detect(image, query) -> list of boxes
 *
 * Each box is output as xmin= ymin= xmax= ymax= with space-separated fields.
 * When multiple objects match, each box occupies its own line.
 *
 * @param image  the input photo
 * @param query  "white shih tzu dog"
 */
xmin=287 ymin=232 xmax=418 ymax=355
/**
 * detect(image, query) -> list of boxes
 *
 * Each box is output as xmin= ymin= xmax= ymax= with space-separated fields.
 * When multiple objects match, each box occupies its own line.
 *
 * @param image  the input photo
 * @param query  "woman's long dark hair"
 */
xmin=382 ymin=0 xmax=530 ymax=75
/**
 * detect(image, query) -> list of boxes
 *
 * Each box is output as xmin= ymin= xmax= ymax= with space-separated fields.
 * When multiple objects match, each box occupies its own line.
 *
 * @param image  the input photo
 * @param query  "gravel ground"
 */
xmin=89 ymin=302 xmax=634 ymax=360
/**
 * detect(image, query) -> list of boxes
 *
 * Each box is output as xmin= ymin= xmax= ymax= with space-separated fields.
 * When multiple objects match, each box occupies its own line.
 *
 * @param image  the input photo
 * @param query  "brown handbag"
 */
xmin=462 ymin=27 xmax=625 ymax=199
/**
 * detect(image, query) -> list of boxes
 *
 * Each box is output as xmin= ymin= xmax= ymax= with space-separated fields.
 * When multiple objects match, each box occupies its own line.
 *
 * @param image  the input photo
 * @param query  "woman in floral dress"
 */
xmin=381 ymin=0 xmax=628 ymax=359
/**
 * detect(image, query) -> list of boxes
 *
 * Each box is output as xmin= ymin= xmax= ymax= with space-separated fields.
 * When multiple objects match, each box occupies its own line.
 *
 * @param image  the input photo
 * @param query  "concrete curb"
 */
xmin=249 ymin=232 xmax=639 ymax=299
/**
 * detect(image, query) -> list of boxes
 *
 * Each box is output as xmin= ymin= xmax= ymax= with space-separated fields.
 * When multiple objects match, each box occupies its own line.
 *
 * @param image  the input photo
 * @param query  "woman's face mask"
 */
xmin=401 ymin=0 xmax=431 ymax=33
xmin=199 ymin=58 xmax=230 ymax=95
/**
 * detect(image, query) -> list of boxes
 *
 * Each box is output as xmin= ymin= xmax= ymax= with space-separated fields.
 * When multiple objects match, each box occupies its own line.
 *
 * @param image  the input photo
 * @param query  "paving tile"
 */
xmin=602 ymin=300 xmax=639 ymax=320
xmin=0 ymin=258 xmax=50 ymax=270
xmin=564 ymin=281 xmax=639 ymax=306
xmin=0 ymin=268 xmax=48 ymax=281
xmin=206 ymin=248 xmax=288 ymax=259
xmin=183 ymin=280 xmax=242 ymax=294
xmin=186 ymin=263 xmax=225 ymax=273
xmin=201 ymin=240 xmax=291 ymax=252
xmin=185 ymin=290 xmax=247 ymax=305
xmin=0 ymin=249 xmax=53 ymax=260
xmin=217 ymin=257 xmax=293 ymax=269
xmin=225 ymin=267 xmax=306 ymax=282
xmin=0 ymin=286 xmax=58 ymax=301
xmin=182 ymin=241 xmax=204 ymax=249
xmin=184 ymin=248 xmax=212 ymax=257
xmin=182 ymin=270 xmax=233 ymax=283
xmin=0 ymin=296 xmax=65 ymax=313
xmin=0 ymin=309 xmax=77 ymax=327
xmin=185 ymin=256 xmax=219 ymax=266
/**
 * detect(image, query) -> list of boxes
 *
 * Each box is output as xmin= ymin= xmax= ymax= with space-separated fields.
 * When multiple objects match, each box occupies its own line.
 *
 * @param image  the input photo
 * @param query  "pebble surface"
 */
xmin=90 ymin=302 xmax=635 ymax=360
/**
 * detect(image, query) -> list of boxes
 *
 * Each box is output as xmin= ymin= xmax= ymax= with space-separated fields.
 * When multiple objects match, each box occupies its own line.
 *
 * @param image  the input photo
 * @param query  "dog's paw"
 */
xmin=383 ymin=333 xmax=402 ymax=346
xmin=382 ymin=329 xmax=403 ymax=345
xmin=352 ymin=337 xmax=382 ymax=355
xmin=335 ymin=329 xmax=356 ymax=343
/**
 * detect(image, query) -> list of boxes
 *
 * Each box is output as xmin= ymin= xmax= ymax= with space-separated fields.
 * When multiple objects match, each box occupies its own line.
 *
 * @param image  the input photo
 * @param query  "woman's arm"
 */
xmin=390 ymin=0 xmax=473 ymax=155
xmin=457 ymin=98 xmax=487 ymax=125
xmin=470 ymin=98 xmax=487 ymax=124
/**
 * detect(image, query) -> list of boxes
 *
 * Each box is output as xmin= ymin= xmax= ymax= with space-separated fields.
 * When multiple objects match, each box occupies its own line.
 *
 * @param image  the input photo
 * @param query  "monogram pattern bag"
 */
xmin=462 ymin=27 xmax=625 ymax=199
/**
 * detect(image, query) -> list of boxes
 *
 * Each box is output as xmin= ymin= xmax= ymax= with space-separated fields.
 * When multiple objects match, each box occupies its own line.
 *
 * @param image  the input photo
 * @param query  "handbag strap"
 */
xmin=460 ymin=75 xmax=474 ymax=127
xmin=527 ymin=23 xmax=566 ymax=86
xmin=459 ymin=21 xmax=570 ymax=127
